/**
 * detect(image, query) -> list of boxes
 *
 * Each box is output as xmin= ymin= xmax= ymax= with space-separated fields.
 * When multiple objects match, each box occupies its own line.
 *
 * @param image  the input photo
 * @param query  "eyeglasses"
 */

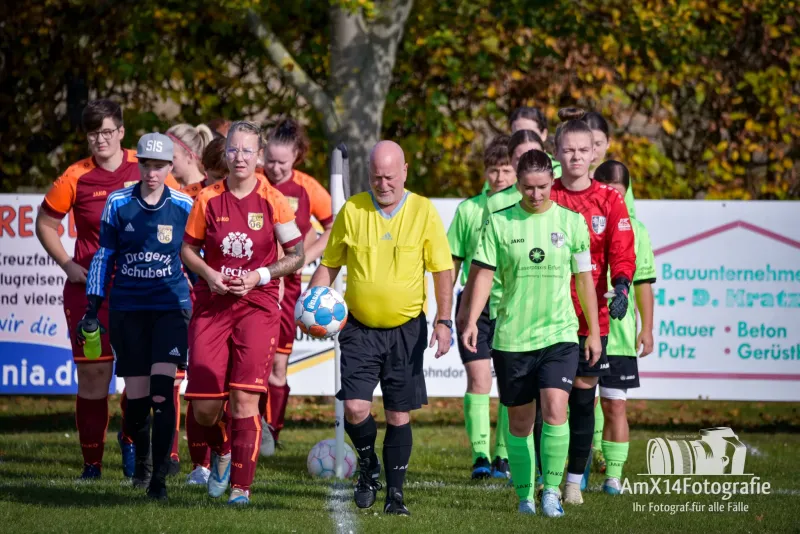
xmin=87 ymin=127 xmax=120 ymax=142
xmin=226 ymin=148 xmax=257 ymax=161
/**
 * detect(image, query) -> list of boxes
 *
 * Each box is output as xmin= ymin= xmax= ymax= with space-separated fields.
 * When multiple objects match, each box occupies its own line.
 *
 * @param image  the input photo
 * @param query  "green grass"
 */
xmin=0 ymin=396 xmax=798 ymax=533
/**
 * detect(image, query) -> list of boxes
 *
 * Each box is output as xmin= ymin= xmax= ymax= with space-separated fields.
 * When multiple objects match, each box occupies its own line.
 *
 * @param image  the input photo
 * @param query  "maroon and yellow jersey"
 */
xmin=41 ymin=149 xmax=182 ymax=270
xmin=550 ymin=179 xmax=636 ymax=336
xmin=183 ymin=175 xmax=302 ymax=310
xmin=269 ymin=170 xmax=333 ymax=236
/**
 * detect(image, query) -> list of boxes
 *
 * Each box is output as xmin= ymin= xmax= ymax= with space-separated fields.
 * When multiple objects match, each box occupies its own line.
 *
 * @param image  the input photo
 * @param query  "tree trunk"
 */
xmin=248 ymin=0 xmax=412 ymax=194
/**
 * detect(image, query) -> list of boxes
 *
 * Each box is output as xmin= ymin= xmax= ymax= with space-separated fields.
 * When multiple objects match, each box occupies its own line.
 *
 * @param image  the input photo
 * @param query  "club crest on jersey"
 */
xmin=550 ymin=232 xmax=565 ymax=248
xmin=124 ymin=181 xmax=138 ymax=187
xmin=591 ymin=215 xmax=607 ymax=234
xmin=248 ymin=212 xmax=264 ymax=230
xmin=286 ymin=197 xmax=299 ymax=213
xmin=157 ymin=225 xmax=173 ymax=244
xmin=221 ymin=232 xmax=254 ymax=260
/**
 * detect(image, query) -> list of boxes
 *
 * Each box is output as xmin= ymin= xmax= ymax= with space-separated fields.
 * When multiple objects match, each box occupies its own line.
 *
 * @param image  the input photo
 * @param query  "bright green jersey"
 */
xmin=482 ymin=185 xmax=523 ymax=319
xmin=473 ymin=202 xmax=592 ymax=352
xmin=624 ymin=180 xmax=636 ymax=218
xmin=448 ymin=193 xmax=488 ymax=287
xmin=607 ymin=218 xmax=656 ymax=356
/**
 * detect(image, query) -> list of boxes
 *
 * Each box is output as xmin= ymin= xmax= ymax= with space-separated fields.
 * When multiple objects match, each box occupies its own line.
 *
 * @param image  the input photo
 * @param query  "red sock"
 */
xmin=230 ymin=416 xmax=260 ymax=492
xmin=170 ymin=382 xmax=181 ymax=461
xmin=204 ymin=406 xmax=232 ymax=456
xmin=76 ymin=396 xmax=109 ymax=467
xmin=268 ymin=383 xmax=290 ymax=440
xmin=186 ymin=401 xmax=211 ymax=468
xmin=119 ymin=391 xmax=133 ymax=444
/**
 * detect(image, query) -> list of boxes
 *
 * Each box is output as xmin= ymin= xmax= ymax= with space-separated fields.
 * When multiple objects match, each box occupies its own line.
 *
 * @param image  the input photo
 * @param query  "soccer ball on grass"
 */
xmin=307 ymin=439 xmax=357 ymax=478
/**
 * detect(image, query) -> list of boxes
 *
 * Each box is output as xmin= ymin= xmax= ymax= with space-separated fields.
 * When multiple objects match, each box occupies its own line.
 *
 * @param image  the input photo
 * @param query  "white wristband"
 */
xmin=255 ymin=267 xmax=272 ymax=286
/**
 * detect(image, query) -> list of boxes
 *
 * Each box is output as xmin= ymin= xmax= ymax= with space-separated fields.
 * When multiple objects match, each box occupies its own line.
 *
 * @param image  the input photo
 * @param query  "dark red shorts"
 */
xmin=277 ymin=272 xmax=302 ymax=356
xmin=185 ymin=295 xmax=280 ymax=400
xmin=63 ymin=281 xmax=113 ymax=364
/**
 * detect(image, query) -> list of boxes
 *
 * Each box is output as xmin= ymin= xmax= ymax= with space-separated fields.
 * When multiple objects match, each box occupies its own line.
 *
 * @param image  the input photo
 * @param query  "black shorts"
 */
xmin=492 ymin=342 xmax=579 ymax=407
xmin=576 ymin=335 xmax=610 ymax=377
xmin=336 ymin=313 xmax=428 ymax=412
xmin=455 ymin=292 xmax=495 ymax=364
xmin=110 ymin=309 xmax=190 ymax=377
xmin=599 ymin=356 xmax=640 ymax=389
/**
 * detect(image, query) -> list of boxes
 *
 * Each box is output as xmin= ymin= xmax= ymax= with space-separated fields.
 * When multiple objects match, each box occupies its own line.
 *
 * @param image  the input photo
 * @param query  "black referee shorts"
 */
xmin=110 ymin=309 xmax=190 ymax=377
xmin=335 ymin=313 xmax=428 ymax=412
xmin=576 ymin=335 xmax=610 ymax=377
xmin=455 ymin=291 xmax=495 ymax=364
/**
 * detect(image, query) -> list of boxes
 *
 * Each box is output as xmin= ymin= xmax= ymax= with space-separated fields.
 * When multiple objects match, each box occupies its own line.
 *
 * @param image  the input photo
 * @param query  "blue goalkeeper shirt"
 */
xmin=87 ymin=183 xmax=193 ymax=311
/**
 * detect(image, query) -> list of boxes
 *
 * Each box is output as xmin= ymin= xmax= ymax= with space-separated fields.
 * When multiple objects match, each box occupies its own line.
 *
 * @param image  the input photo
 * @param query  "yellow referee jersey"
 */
xmin=321 ymin=191 xmax=453 ymax=328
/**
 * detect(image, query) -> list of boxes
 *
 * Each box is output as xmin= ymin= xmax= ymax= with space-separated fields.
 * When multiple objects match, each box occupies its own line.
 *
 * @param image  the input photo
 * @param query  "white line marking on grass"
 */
xmin=328 ymin=482 xmax=356 ymax=534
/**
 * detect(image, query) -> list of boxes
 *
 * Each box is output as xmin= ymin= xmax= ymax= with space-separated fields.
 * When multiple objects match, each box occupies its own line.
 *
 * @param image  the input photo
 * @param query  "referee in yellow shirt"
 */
xmin=309 ymin=140 xmax=454 ymax=516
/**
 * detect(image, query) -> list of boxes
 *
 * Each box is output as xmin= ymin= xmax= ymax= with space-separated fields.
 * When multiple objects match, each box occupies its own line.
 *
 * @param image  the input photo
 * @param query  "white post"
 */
xmin=330 ymin=145 xmax=348 ymax=479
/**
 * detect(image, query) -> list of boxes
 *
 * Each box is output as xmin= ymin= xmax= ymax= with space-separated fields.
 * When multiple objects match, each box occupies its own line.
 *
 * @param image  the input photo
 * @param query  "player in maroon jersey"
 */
xmin=259 ymin=119 xmax=334 ymax=454
xmin=182 ymin=120 xmax=304 ymax=505
xmin=546 ymin=107 xmax=636 ymax=505
xmin=35 ymin=99 xmax=177 ymax=480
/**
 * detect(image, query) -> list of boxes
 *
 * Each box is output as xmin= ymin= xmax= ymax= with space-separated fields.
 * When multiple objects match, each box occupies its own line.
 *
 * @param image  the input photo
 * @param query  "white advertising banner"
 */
xmin=1 ymin=195 xmax=798 ymax=400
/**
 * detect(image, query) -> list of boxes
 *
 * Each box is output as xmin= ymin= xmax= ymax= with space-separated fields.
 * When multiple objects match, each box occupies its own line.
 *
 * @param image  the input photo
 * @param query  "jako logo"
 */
xmin=646 ymin=427 xmax=748 ymax=476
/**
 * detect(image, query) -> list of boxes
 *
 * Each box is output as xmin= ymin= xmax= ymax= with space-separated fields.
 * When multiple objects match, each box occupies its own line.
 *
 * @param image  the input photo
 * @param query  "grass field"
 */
xmin=0 ymin=396 xmax=798 ymax=533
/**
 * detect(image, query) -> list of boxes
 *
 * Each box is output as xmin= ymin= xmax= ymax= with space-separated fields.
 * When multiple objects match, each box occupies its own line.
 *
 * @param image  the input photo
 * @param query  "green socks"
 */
xmin=464 ymin=393 xmax=491 ymax=463
xmin=593 ymin=400 xmax=604 ymax=450
xmin=494 ymin=404 xmax=509 ymax=460
xmin=507 ymin=432 xmax=535 ymax=501
xmin=602 ymin=440 xmax=629 ymax=480
xmin=542 ymin=422 xmax=570 ymax=491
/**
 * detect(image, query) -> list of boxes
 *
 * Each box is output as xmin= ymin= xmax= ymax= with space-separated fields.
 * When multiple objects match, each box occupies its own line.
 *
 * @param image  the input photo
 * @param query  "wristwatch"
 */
xmin=437 ymin=319 xmax=453 ymax=329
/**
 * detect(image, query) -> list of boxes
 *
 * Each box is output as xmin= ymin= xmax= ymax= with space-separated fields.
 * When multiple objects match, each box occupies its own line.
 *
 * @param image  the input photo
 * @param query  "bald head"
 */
xmin=370 ymin=140 xmax=406 ymax=167
xmin=369 ymin=140 xmax=408 ymax=209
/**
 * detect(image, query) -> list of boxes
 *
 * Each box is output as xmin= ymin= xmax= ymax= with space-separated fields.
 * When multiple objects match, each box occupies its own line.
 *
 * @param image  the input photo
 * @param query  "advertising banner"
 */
xmin=1 ymin=195 xmax=798 ymax=400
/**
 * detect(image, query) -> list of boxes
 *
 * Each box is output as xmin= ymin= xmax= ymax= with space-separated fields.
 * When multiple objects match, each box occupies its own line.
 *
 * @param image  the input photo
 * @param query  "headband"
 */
xmin=167 ymin=133 xmax=199 ymax=159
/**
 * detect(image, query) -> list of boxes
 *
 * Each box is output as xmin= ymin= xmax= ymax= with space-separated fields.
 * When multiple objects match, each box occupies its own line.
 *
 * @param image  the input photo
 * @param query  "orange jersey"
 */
xmin=182 ymin=178 xmax=210 ymax=199
xmin=183 ymin=175 xmax=302 ymax=310
xmin=268 ymin=170 xmax=333 ymax=236
xmin=42 ymin=149 xmax=180 ymax=270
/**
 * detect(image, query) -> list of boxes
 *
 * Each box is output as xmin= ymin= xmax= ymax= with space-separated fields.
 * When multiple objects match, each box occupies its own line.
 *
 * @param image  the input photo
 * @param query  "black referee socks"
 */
xmin=567 ymin=386 xmax=597 ymax=476
xmin=383 ymin=423 xmax=412 ymax=491
xmin=124 ymin=396 xmax=151 ymax=464
xmin=150 ymin=374 xmax=177 ymax=480
xmin=345 ymin=415 xmax=378 ymax=467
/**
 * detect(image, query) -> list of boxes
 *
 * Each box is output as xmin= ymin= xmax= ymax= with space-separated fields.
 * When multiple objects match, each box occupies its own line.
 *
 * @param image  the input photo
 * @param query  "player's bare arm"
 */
xmin=636 ymin=283 xmax=655 ymax=357
xmin=430 ymin=268 xmax=455 ymax=358
xmin=461 ymin=266 xmax=492 ymax=353
xmin=35 ymin=210 xmax=87 ymax=283
xmin=308 ymin=263 xmax=341 ymax=288
xmin=455 ymin=263 xmax=480 ymax=331
xmin=181 ymin=242 xmax=231 ymax=295
xmin=575 ymin=271 xmax=602 ymax=365
xmin=302 ymin=222 xmax=334 ymax=266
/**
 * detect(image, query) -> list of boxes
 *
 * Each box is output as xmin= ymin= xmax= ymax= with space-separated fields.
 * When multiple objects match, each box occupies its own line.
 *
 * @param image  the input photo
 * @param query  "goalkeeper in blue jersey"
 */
xmin=81 ymin=133 xmax=194 ymax=501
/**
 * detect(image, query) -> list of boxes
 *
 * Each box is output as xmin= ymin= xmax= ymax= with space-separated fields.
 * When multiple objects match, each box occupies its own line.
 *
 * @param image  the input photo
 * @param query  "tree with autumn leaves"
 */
xmin=1 ymin=0 xmax=797 ymax=199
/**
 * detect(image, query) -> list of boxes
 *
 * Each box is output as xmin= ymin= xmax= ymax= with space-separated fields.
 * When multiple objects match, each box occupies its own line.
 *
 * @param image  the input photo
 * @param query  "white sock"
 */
xmin=566 ymin=472 xmax=583 ymax=485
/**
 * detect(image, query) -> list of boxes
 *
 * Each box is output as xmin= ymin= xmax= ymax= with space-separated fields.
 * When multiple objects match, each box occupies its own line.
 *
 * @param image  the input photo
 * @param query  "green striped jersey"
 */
xmin=473 ymin=202 xmax=591 ymax=352
xmin=607 ymin=218 xmax=656 ymax=356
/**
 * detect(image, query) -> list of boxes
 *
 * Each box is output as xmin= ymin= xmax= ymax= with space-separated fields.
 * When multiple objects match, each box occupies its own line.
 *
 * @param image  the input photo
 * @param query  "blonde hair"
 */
xmin=166 ymin=123 xmax=214 ymax=162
